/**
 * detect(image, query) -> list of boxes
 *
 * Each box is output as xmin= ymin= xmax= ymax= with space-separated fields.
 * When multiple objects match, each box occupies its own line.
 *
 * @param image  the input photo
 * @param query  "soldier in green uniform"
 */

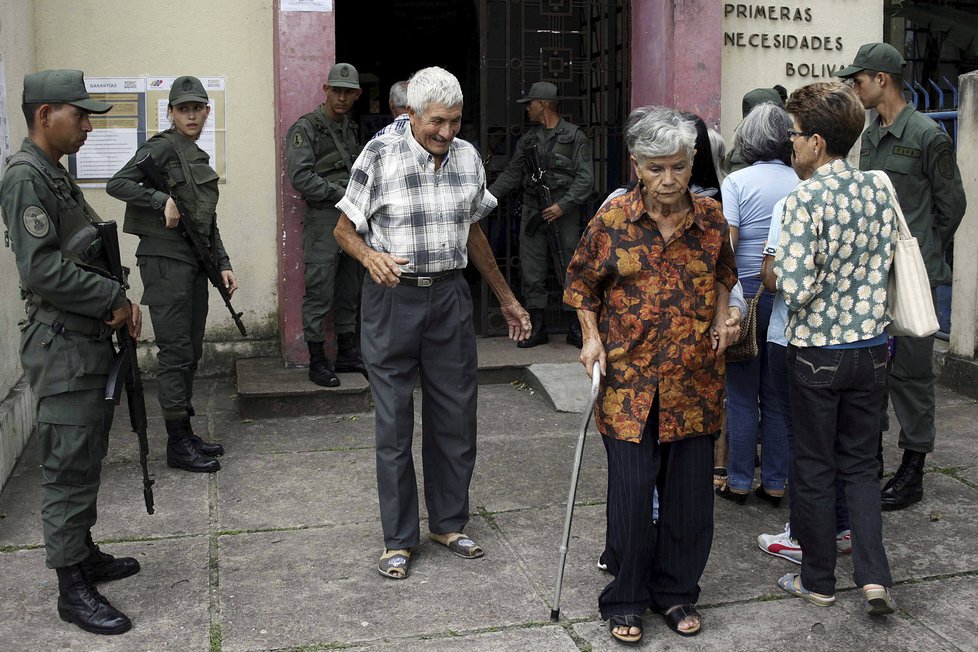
xmin=286 ymin=62 xmax=365 ymax=386
xmin=837 ymin=43 xmax=966 ymax=509
xmin=0 ymin=69 xmax=142 ymax=635
xmin=107 ymin=76 xmax=235 ymax=474
xmin=489 ymin=81 xmax=594 ymax=348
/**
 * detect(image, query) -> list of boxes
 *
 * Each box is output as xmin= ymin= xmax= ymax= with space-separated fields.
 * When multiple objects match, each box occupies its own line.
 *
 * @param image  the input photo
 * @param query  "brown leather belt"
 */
xmin=399 ymin=271 xmax=458 ymax=287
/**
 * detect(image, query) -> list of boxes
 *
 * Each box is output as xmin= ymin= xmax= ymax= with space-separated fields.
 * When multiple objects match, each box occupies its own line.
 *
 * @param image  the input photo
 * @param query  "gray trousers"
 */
xmin=301 ymin=208 xmax=360 ymax=342
xmin=140 ymin=256 xmax=208 ymax=421
xmin=38 ymin=388 xmax=113 ymax=568
xmin=360 ymin=272 xmax=478 ymax=550
xmin=887 ymin=334 xmax=937 ymax=453
xmin=519 ymin=207 xmax=582 ymax=310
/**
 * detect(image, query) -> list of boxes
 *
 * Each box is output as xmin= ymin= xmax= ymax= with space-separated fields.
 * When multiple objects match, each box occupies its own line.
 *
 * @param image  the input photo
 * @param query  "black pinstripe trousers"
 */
xmin=599 ymin=394 xmax=716 ymax=619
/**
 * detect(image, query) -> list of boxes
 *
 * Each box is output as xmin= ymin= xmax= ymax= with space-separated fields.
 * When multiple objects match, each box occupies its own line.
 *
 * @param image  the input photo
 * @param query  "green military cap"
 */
xmin=742 ymin=88 xmax=784 ymax=117
xmin=327 ymin=63 xmax=360 ymax=90
xmin=23 ymin=69 xmax=112 ymax=114
xmin=517 ymin=81 xmax=559 ymax=103
xmin=169 ymin=76 xmax=209 ymax=105
xmin=836 ymin=42 xmax=906 ymax=78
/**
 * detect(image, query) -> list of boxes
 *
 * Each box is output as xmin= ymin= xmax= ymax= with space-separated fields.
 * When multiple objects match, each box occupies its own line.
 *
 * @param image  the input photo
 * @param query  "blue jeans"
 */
xmin=725 ymin=276 xmax=790 ymax=492
xmin=788 ymin=344 xmax=893 ymax=595
xmin=768 ymin=343 xmax=850 ymax=534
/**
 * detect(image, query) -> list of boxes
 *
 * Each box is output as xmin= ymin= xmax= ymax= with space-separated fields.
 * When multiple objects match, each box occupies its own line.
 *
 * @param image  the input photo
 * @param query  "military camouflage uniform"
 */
xmin=489 ymin=118 xmax=593 ymax=310
xmin=107 ymin=130 xmax=231 ymax=422
xmin=286 ymin=105 xmax=362 ymax=343
xmin=1 ymin=139 xmax=125 ymax=568
xmin=859 ymin=104 xmax=966 ymax=454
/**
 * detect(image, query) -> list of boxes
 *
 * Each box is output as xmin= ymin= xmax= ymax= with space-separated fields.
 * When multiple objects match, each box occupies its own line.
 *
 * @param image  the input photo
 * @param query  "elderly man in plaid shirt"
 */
xmin=335 ymin=66 xmax=531 ymax=580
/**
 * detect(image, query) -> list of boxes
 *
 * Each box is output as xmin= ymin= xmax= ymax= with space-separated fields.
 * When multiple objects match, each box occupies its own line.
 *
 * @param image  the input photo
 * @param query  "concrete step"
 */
xmin=235 ymin=336 xmax=585 ymax=419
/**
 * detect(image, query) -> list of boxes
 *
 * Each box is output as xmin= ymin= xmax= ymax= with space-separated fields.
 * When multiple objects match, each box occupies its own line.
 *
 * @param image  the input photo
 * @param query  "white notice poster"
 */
xmin=281 ymin=0 xmax=332 ymax=12
xmin=0 ymin=51 xmax=11 ymax=179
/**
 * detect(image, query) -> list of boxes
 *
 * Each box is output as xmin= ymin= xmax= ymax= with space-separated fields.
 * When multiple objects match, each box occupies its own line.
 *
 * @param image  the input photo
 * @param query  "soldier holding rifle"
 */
xmin=489 ymin=81 xmax=593 ymax=348
xmin=1 ymin=70 xmax=142 ymax=635
xmin=108 ymin=75 xmax=237 ymax=474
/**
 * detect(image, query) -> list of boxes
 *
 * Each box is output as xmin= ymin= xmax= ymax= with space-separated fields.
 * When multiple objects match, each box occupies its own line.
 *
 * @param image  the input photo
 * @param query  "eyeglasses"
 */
xmin=787 ymin=130 xmax=815 ymax=140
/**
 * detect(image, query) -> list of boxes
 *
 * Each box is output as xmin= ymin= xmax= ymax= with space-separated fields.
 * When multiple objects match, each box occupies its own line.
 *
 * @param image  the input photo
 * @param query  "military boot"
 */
xmin=80 ymin=532 xmax=140 ymax=583
xmin=881 ymin=450 xmax=925 ymax=511
xmin=566 ymin=318 xmax=583 ymax=348
xmin=186 ymin=418 xmax=225 ymax=457
xmin=335 ymin=332 xmax=366 ymax=374
xmin=166 ymin=419 xmax=220 ymax=473
xmin=307 ymin=341 xmax=340 ymax=387
xmin=518 ymin=309 xmax=549 ymax=349
xmin=56 ymin=565 xmax=132 ymax=635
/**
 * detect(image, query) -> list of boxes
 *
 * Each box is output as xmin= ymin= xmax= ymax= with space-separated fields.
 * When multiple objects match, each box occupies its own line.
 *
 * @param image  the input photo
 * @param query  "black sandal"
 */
xmin=754 ymin=485 xmax=784 ymax=507
xmin=663 ymin=604 xmax=701 ymax=636
xmin=716 ymin=484 xmax=749 ymax=505
xmin=608 ymin=614 xmax=643 ymax=644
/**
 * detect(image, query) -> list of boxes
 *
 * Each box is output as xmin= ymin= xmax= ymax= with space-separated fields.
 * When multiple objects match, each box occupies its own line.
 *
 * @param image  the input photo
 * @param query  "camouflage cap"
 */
xmin=169 ymin=76 xmax=209 ymax=106
xmin=517 ymin=81 xmax=559 ymax=103
xmin=23 ymin=69 xmax=112 ymax=114
xmin=327 ymin=63 xmax=360 ymax=90
xmin=836 ymin=42 xmax=906 ymax=78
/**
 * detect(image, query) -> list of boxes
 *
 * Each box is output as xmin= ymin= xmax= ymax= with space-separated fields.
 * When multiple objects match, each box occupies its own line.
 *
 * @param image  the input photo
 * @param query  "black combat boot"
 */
xmin=335 ymin=332 xmax=366 ymax=374
xmin=307 ymin=341 xmax=340 ymax=387
xmin=79 ymin=531 xmax=140 ymax=582
xmin=566 ymin=318 xmax=583 ymax=348
xmin=56 ymin=565 xmax=132 ymax=635
xmin=166 ymin=419 xmax=220 ymax=473
xmin=518 ymin=309 xmax=549 ymax=349
xmin=880 ymin=449 xmax=926 ymax=511
xmin=186 ymin=418 xmax=225 ymax=457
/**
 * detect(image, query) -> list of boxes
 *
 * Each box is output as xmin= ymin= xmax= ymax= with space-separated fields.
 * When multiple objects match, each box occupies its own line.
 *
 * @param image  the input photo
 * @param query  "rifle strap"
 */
xmin=308 ymin=110 xmax=355 ymax=175
xmin=157 ymin=133 xmax=219 ymax=258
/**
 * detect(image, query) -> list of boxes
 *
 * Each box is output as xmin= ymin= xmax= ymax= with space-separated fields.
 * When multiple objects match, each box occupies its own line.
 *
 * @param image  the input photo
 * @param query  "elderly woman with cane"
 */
xmin=564 ymin=106 xmax=740 ymax=645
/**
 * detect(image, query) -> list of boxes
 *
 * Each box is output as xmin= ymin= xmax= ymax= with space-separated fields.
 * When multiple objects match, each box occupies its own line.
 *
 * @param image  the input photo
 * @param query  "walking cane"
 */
xmin=550 ymin=361 xmax=602 ymax=621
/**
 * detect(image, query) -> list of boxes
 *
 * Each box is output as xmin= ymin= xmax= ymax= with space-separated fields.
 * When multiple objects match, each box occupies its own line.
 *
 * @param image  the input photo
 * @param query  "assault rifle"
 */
xmin=135 ymin=154 xmax=247 ymax=336
xmin=526 ymin=143 xmax=566 ymax=288
xmin=98 ymin=221 xmax=155 ymax=515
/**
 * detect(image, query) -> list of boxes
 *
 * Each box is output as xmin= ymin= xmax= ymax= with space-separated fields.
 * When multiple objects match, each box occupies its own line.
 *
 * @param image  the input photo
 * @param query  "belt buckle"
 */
xmin=418 ymin=277 xmax=433 ymax=287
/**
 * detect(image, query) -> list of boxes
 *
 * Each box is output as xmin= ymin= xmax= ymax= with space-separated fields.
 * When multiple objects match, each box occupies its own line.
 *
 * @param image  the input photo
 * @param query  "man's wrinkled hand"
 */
xmin=711 ymin=307 xmax=741 ymax=355
xmin=501 ymin=301 xmax=531 ymax=341
xmin=365 ymin=251 xmax=409 ymax=287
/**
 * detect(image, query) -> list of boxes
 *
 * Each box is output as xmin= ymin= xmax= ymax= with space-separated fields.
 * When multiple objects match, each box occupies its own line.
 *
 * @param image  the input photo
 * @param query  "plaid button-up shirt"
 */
xmin=337 ymin=127 xmax=497 ymax=274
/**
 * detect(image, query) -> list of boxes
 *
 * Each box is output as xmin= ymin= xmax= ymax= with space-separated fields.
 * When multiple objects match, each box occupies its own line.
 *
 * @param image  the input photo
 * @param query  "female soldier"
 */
xmin=107 ymin=76 xmax=237 ymax=474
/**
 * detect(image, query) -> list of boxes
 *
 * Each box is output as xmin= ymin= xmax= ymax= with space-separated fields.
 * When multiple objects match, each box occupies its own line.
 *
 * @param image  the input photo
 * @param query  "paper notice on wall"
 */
xmin=71 ymin=77 xmax=146 ymax=184
xmin=0 ymin=51 xmax=12 ymax=180
xmin=281 ymin=0 xmax=332 ymax=12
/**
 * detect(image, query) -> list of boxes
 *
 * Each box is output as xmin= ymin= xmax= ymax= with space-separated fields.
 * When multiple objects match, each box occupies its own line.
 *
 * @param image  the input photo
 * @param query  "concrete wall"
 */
xmin=720 ymin=0 xmax=883 ymax=139
xmin=0 ymin=2 xmax=37 ymax=489
xmin=33 ymin=0 xmax=281 ymax=370
xmin=951 ymin=70 xmax=978 ymax=360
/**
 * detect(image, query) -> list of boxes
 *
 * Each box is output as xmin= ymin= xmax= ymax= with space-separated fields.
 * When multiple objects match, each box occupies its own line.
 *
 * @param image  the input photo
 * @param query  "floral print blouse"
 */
xmin=563 ymin=185 xmax=738 ymax=443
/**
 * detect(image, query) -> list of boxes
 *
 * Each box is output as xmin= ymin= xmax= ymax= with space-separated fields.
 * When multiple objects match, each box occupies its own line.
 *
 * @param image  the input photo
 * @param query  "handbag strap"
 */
xmin=871 ymin=171 xmax=911 ymax=239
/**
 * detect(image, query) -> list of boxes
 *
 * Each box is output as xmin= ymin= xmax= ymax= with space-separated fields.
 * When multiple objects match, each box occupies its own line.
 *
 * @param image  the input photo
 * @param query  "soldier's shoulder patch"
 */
xmin=292 ymin=130 xmax=304 ymax=149
xmin=935 ymin=140 xmax=956 ymax=180
xmin=22 ymin=206 xmax=49 ymax=238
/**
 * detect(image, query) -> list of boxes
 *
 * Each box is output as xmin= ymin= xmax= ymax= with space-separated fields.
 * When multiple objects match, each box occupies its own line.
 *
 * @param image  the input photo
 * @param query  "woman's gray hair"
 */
xmin=625 ymin=106 xmax=697 ymax=161
xmin=406 ymin=67 xmax=463 ymax=116
xmin=739 ymin=103 xmax=793 ymax=165
xmin=708 ymin=128 xmax=727 ymax=184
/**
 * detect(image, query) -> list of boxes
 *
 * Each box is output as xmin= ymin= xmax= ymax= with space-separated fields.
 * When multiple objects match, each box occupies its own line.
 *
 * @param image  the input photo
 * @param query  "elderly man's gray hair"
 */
xmin=407 ymin=67 xmax=463 ymax=116
xmin=625 ymin=106 xmax=697 ymax=162
xmin=389 ymin=81 xmax=409 ymax=112
xmin=740 ymin=103 xmax=793 ymax=165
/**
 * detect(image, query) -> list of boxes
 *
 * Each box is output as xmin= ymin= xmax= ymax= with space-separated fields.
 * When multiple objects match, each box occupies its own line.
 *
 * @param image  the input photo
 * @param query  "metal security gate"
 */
xmin=476 ymin=0 xmax=631 ymax=336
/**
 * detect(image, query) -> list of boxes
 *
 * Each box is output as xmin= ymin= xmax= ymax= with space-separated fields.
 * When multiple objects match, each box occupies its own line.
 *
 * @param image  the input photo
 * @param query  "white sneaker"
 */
xmin=757 ymin=523 xmax=802 ymax=564
xmin=836 ymin=529 xmax=852 ymax=554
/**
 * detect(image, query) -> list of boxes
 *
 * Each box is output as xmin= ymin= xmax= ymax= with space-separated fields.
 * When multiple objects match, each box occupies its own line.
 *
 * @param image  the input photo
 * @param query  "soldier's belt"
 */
xmin=31 ymin=307 xmax=104 ymax=337
xmin=399 ymin=271 xmax=458 ymax=287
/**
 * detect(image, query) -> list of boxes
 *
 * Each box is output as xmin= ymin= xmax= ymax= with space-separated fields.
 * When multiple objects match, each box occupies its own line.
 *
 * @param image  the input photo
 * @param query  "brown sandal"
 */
xmin=378 ymin=548 xmax=411 ymax=579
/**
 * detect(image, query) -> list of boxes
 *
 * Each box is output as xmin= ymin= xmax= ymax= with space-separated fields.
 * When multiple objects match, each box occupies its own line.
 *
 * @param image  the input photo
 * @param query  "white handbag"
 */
xmin=874 ymin=171 xmax=939 ymax=338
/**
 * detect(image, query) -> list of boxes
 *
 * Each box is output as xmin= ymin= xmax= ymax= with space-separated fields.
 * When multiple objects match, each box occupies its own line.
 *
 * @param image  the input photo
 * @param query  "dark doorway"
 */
xmin=335 ymin=0 xmax=630 ymax=336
